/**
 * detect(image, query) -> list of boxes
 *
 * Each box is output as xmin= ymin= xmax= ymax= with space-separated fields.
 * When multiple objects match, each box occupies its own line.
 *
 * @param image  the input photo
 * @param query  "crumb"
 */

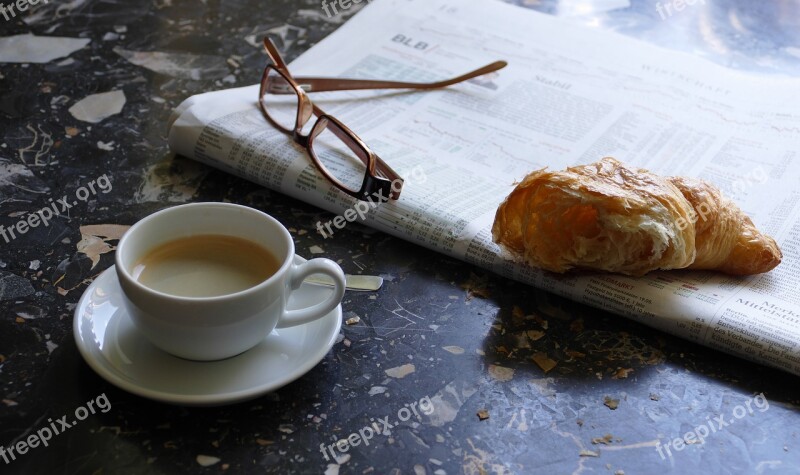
xmin=612 ymin=368 xmax=634 ymax=379
xmin=461 ymin=273 xmax=490 ymax=300
xmin=604 ymin=396 xmax=619 ymax=410
xmin=591 ymin=434 xmax=613 ymax=445
xmin=477 ymin=409 xmax=490 ymax=421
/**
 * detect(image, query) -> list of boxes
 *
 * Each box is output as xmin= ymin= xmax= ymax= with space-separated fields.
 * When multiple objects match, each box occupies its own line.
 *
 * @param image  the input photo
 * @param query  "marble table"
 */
xmin=1 ymin=0 xmax=799 ymax=473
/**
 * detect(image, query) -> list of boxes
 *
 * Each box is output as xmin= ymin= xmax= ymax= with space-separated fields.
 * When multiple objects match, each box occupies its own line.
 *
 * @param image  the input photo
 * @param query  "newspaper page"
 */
xmin=167 ymin=0 xmax=800 ymax=374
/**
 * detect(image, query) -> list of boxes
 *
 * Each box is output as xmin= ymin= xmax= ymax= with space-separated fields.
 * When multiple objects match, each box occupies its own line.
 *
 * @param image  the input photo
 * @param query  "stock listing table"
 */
xmin=1 ymin=0 xmax=799 ymax=474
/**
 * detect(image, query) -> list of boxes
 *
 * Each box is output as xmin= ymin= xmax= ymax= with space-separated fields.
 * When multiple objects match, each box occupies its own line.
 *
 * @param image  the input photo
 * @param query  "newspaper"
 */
xmin=168 ymin=0 xmax=800 ymax=374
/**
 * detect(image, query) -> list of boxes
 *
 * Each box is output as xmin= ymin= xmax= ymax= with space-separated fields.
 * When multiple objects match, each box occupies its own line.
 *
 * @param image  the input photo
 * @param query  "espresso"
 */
xmin=132 ymin=235 xmax=281 ymax=298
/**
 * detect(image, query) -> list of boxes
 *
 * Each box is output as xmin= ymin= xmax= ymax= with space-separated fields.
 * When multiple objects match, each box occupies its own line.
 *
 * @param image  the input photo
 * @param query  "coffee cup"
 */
xmin=114 ymin=202 xmax=346 ymax=361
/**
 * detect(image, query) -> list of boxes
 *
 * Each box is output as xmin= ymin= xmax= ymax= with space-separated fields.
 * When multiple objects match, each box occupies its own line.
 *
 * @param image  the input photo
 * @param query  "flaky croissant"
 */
xmin=492 ymin=158 xmax=781 ymax=276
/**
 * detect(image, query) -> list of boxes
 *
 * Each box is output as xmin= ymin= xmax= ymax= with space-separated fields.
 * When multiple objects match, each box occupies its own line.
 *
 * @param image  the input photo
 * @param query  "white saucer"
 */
xmin=73 ymin=256 xmax=342 ymax=406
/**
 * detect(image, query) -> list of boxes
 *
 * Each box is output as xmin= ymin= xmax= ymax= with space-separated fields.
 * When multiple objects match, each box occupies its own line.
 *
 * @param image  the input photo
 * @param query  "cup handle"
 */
xmin=276 ymin=258 xmax=346 ymax=329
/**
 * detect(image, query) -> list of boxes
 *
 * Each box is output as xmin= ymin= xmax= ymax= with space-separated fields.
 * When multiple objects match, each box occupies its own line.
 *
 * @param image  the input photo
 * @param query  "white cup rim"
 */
xmin=115 ymin=202 xmax=295 ymax=303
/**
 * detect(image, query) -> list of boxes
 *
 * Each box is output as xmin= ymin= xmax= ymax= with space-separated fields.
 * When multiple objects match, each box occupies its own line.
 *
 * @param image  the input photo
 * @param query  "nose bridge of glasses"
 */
xmin=295 ymin=131 xmax=311 ymax=149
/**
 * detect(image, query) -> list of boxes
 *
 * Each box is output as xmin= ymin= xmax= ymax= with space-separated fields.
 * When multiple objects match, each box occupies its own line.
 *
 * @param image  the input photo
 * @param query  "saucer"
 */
xmin=73 ymin=256 xmax=342 ymax=406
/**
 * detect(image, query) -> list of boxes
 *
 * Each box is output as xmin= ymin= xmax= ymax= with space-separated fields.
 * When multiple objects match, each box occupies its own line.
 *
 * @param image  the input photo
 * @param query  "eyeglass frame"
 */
xmin=258 ymin=37 xmax=507 ymax=202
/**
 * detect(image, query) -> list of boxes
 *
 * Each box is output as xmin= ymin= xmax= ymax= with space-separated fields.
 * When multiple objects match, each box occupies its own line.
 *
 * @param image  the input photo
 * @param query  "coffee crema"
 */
xmin=132 ymin=235 xmax=281 ymax=298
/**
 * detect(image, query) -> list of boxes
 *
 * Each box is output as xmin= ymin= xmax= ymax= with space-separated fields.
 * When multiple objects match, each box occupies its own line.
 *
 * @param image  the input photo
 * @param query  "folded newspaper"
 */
xmin=168 ymin=0 xmax=800 ymax=374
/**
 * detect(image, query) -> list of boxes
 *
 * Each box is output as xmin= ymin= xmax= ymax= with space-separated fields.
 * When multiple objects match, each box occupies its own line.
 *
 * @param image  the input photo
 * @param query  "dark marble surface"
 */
xmin=1 ymin=1 xmax=800 ymax=474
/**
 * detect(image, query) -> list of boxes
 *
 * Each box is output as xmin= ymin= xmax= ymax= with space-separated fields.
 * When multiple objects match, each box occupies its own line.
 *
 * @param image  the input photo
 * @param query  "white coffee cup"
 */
xmin=115 ymin=202 xmax=346 ymax=361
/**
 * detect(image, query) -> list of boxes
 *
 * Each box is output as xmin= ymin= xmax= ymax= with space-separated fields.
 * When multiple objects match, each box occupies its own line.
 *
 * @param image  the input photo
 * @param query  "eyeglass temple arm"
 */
xmin=287 ymin=61 xmax=507 ymax=93
xmin=263 ymin=37 xmax=290 ymax=70
xmin=261 ymin=37 xmax=506 ymax=92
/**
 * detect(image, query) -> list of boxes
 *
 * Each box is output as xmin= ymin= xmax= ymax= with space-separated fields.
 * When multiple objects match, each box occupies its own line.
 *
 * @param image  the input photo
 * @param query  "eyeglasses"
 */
xmin=258 ymin=37 xmax=507 ymax=202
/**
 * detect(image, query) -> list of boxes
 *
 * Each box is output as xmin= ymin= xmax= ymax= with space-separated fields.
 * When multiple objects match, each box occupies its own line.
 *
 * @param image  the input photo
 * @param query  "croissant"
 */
xmin=492 ymin=158 xmax=781 ymax=276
